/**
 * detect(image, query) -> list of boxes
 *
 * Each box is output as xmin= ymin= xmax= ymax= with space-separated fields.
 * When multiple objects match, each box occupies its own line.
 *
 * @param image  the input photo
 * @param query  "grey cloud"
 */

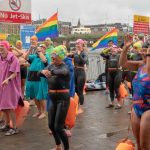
xmin=32 ymin=0 xmax=150 ymax=25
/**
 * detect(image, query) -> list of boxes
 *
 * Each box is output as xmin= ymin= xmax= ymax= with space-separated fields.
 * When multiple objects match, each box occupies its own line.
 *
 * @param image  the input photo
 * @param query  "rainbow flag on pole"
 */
xmin=36 ymin=13 xmax=58 ymax=41
xmin=92 ymin=28 xmax=118 ymax=51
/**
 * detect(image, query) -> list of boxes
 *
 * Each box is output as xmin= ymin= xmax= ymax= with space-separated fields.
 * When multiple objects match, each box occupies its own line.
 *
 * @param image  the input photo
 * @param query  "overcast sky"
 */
xmin=32 ymin=0 xmax=150 ymax=26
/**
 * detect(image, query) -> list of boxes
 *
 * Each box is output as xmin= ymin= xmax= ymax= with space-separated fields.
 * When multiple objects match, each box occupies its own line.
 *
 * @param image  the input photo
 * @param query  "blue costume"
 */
xmin=26 ymin=54 xmax=50 ymax=100
xmin=63 ymin=57 xmax=75 ymax=97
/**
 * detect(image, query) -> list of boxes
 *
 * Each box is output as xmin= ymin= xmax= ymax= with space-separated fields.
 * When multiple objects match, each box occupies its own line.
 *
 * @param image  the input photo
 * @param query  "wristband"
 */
xmin=146 ymin=54 xmax=150 ymax=57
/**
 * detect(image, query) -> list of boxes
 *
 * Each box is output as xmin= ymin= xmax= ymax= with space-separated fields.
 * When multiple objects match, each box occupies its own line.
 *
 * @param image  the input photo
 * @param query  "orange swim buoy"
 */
xmin=116 ymin=139 xmax=135 ymax=150
xmin=10 ymin=101 xmax=30 ymax=128
xmin=119 ymin=83 xmax=128 ymax=98
xmin=74 ymin=94 xmax=79 ymax=115
xmin=0 ymin=111 xmax=2 ymax=117
xmin=65 ymin=94 xmax=79 ymax=129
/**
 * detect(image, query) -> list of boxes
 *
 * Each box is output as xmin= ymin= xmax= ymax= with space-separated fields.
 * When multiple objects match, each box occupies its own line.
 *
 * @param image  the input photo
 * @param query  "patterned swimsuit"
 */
xmin=132 ymin=65 xmax=150 ymax=117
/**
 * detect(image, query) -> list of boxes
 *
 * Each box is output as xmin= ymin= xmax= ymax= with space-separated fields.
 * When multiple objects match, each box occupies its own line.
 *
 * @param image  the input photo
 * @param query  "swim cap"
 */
xmin=16 ymin=40 xmax=22 ymax=45
xmin=31 ymin=35 xmax=38 ymax=41
xmin=76 ymin=39 xmax=85 ymax=45
xmin=52 ymin=45 xmax=67 ymax=60
xmin=133 ymin=42 xmax=142 ymax=51
xmin=0 ymin=40 xmax=10 ymax=50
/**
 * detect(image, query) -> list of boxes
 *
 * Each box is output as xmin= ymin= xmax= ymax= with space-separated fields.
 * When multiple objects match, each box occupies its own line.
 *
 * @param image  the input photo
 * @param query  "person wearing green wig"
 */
xmin=40 ymin=45 xmax=70 ymax=150
xmin=52 ymin=45 xmax=67 ymax=60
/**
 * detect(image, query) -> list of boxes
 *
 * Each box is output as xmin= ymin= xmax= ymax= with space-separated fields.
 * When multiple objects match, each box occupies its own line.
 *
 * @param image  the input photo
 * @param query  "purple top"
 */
xmin=0 ymin=52 xmax=22 ymax=110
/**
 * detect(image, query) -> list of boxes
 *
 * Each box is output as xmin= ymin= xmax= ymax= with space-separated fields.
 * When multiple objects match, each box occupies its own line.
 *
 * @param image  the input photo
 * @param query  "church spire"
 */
xmin=77 ymin=18 xmax=81 ymax=27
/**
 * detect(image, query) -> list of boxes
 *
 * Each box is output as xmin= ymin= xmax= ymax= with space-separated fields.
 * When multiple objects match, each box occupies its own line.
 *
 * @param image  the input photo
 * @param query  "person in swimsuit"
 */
xmin=119 ymin=35 xmax=150 ymax=150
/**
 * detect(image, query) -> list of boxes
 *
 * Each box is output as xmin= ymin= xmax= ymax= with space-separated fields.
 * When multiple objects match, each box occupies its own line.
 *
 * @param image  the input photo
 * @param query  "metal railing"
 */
xmin=86 ymin=52 xmax=105 ymax=80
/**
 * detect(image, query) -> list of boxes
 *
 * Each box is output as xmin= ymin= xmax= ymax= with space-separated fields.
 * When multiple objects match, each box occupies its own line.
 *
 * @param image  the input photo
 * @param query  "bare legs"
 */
xmin=21 ymin=79 xmax=26 ymax=99
xmin=39 ymin=100 xmax=46 ymax=119
xmin=78 ymin=105 xmax=84 ymax=114
xmin=140 ymin=110 xmax=150 ymax=150
xmin=131 ymin=109 xmax=141 ymax=150
xmin=33 ymin=99 xmax=46 ymax=119
xmin=131 ymin=109 xmax=150 ymax=150
xmin=2 ymin=109 xmax=16 ymax=128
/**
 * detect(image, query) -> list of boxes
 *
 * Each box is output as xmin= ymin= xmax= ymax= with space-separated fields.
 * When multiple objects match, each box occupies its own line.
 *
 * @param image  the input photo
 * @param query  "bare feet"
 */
xmin=106 ymin=104 xmax=114 ymax=108
xmin=78 ymin=108 xmax=84 ymax=114
xmin=48 ymin=130 xmax=52 ymax=135
xmin=38 ymin=113 xmax=46 ymax=119
xmin=29 ymin=100 xmax=35 ymax=106
xmin=115 ymin=104 xmax=122 ymax=109
xmin=32 ymin=112 xmax=41 ymax=118
xmin=50 ymin=145 xmax=62 ymax=150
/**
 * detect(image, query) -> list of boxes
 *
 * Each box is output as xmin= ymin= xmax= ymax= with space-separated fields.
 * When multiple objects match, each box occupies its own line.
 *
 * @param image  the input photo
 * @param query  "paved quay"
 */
xmin=0 ymin=91 xmax=135 ymax=150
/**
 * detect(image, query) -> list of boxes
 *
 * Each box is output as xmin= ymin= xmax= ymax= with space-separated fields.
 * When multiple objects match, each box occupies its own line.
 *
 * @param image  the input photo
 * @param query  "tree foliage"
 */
xmin=6 ymin=34 xmax=20 ymax=46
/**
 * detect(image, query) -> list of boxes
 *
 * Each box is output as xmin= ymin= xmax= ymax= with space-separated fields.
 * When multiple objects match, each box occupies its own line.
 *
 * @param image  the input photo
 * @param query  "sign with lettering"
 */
xmin=0 ymin=0 xmax=31 ymax=24
xmin=20 ymin=25 xmax=35 ymax=49
xmin=133 ymin=15 xmax=149 ymax=34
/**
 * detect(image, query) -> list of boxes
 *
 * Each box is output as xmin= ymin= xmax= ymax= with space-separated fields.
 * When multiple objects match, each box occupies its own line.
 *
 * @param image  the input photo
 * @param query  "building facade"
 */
xmin=85 ymin=23 xmax=128 ymax=34
xmin=32 ymin=19 xmax=46 ymax=30
xmin=0 ymin=23 xmax=20 ymax=35
xmin=72 ymin=26 xmax=91 ymax=34
xmin=58 ymin=21 xmax=72 ymax=36
xmin=0 ymin=18 xmax=132 ymax=37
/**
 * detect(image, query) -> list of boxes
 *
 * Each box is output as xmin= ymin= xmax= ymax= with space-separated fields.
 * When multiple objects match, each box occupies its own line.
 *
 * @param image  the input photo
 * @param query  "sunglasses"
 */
xmin=51 ymin=53 xmax=58 ymax=58
xmin=40 ymin=45 xmax=46 ymax=49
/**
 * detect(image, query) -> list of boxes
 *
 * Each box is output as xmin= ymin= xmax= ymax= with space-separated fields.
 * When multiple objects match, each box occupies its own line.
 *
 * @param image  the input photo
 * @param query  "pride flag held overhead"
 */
xmin=91 ymin=28 xmax=118 ymax=51
xmin=36 ymin=13 xmax=58 ymax=41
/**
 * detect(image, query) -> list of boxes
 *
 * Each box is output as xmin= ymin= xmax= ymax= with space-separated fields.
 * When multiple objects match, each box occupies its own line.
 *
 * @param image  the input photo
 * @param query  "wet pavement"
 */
xmin=0 ymin=91 xmax=135 ymax=150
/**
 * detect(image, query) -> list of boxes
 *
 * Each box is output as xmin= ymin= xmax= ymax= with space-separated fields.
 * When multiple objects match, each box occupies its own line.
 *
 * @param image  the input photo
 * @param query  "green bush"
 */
xmin=6 ymin=34 xmax=20 ymax=46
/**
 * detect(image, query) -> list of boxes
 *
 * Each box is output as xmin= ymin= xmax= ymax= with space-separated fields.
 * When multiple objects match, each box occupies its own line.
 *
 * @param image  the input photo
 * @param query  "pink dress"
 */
xmin=0 ymin=52 xmax=22 ymax=110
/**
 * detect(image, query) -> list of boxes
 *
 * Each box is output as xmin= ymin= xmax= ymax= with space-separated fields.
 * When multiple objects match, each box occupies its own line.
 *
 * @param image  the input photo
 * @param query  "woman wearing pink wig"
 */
xmin=74 ymin=39 xmax=88 ymax=114
xmin=0 ymin=41 xmax=22 ymax=136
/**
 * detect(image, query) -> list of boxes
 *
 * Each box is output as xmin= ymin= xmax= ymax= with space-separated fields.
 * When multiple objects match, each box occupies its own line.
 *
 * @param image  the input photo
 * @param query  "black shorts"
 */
xmin=20 ymin=66 xmax=27 ymax=79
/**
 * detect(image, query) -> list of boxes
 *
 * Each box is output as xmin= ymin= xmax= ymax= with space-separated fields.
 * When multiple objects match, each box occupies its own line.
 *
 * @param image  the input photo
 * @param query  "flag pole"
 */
xmin=56 ymin=8 xmax=59 ymax=37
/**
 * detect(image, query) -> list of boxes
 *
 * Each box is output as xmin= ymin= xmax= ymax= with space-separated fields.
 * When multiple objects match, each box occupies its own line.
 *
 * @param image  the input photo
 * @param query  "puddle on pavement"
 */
xmin=98 ymin=128 xmax=128 ymax=139
xmin=98 ymin=132 xmax=116 ymax=139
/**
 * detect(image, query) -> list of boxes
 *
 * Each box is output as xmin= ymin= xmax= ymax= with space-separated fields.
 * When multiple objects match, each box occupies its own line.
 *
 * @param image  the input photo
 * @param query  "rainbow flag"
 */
xmin=92 ymin=28 xmax=118 ymax=51
xmin=36 ymin=13 xmax=58 ymax=41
